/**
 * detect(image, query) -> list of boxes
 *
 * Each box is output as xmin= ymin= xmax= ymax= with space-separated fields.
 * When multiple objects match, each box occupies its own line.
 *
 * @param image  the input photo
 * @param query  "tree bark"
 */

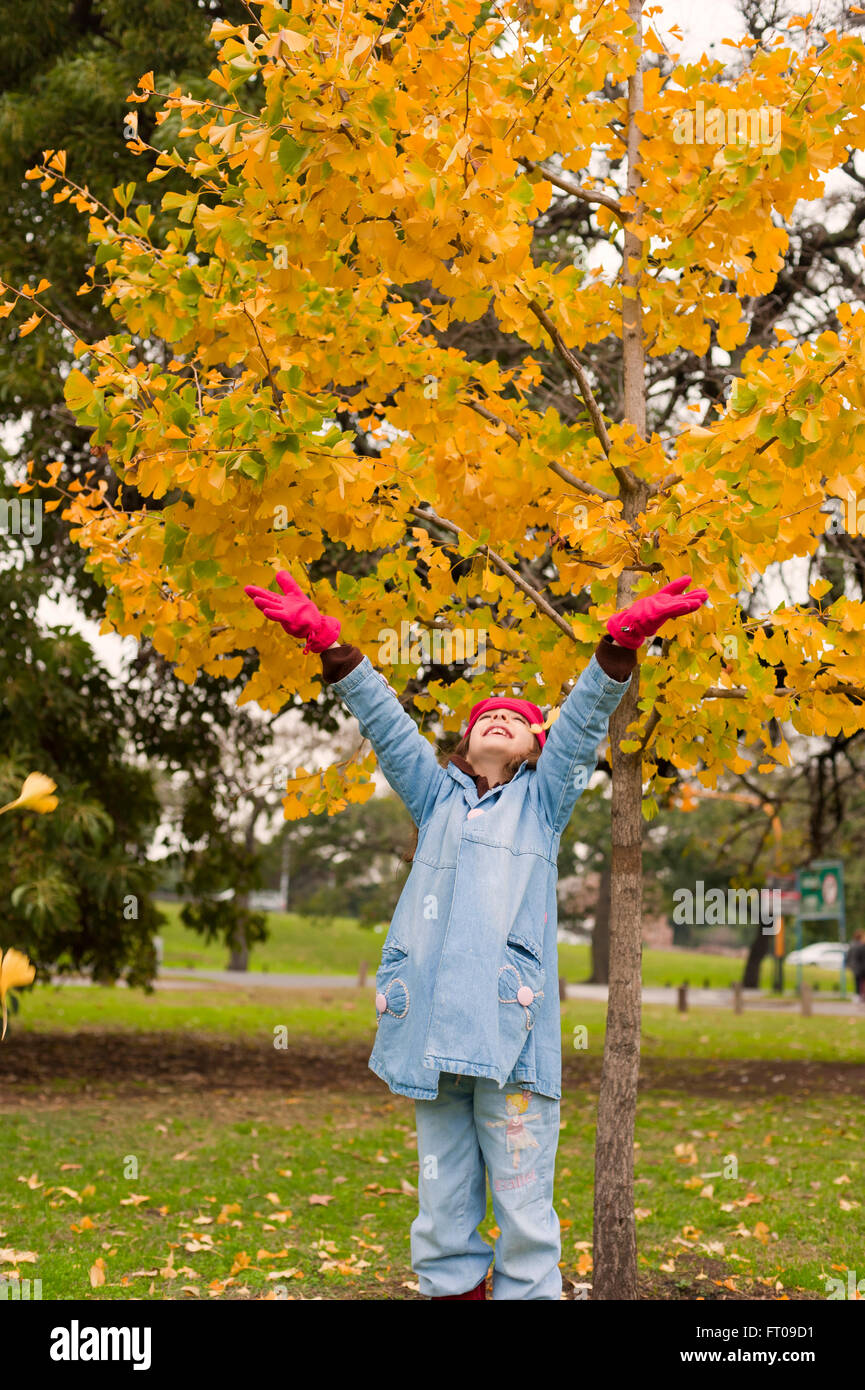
xmin=592 ymin=0 xmax=646 ymax=1301
xmin=588 ymin=863 xmax=612 ymax=983
xmin=228 ymin=811 xmax=259 ymax=971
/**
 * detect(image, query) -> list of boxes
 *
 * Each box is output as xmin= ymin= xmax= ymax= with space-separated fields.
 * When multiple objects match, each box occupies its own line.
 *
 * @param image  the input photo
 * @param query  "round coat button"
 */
xmin=375 ymin=992 xmax=388 ymax=1012
xmin=517 ymin=985 xmax=534 ymax=1006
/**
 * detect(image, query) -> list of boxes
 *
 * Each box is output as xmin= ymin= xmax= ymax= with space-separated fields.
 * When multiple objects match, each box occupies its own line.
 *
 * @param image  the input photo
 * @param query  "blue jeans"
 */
xmin=411 ymin=1072 xmax=562 ymax=1300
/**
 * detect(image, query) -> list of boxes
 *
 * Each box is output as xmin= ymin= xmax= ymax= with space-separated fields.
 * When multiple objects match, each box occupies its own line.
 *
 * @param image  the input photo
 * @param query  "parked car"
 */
xmin=205 ymin=888 xmax=286 ymax=911
xmin=785 ymin=941 xmax=848 ymax=969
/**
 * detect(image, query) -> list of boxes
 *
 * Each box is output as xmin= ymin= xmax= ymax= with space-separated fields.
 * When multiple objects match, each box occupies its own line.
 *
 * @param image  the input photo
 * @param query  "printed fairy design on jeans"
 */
xmin=484 ymin=1090 xmax=542 ymax=1170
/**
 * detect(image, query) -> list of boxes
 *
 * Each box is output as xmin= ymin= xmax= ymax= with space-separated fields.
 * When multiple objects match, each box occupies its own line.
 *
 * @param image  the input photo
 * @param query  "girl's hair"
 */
xmin=400 ymin=730 xmax=541 ymax=864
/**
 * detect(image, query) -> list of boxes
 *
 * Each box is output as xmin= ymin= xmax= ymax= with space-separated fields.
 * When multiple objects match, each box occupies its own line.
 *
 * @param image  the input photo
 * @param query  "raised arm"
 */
xmin=532 ymin=638 xmax=635 ymax=835
xmin=244 ymin=573 xmax=445 ymax=828
xmin=319 ymin=642 xmax=446 ymax=827
xmin=532 ymin=577 xmax=710 ymax=834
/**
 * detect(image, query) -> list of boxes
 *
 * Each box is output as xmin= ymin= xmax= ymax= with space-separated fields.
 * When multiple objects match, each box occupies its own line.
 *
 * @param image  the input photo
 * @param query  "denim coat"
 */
xmin=329 ymin=652 xmax=633 ymax=1100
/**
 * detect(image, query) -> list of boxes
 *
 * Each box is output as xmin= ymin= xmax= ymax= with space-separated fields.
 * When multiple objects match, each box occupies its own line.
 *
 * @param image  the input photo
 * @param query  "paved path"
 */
xmin=47 ymin=966 xmax=864 ymax=1014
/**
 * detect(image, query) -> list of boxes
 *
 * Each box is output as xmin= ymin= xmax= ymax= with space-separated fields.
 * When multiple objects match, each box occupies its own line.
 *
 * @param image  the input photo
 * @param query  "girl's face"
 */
xmin=467 ymin=709 xmax=538 ymax=766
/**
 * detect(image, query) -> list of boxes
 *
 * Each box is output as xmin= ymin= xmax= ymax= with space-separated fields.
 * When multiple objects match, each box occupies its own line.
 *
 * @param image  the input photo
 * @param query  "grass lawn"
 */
xmin=2 ymin=982 xmax=863 ymax=1301
xmin=153 ymin=900 xmax=845 ymax=996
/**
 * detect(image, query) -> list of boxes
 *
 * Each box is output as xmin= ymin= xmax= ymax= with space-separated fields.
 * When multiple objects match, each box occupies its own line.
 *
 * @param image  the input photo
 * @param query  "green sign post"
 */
xmin=793 ymin=860 xmax=847 ymax=999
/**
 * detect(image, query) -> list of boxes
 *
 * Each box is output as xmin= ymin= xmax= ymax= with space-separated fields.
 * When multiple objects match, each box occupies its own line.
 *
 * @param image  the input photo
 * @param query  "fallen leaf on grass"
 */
xmin=308 ymin=1194 xmax=334 ymax=1206
xmin=266 ymin=1268 xmax=305 ymax=1280
xmin=635 ymin=1208 xmax=652 ymax=1220
xmin=60 ymin=1164 xmax=82 ymax=1172
xmin=120 ymin=1194 xmax=151 ymax=1207
xmin=217 ymin=1204 xmax=242 ymax=1224
xmin=720 ymin=1192 xmax=763 ymax=1211
xmin=0 ymin=1248 xmax=37 ymax=1264
xmin=89 ymin=1258 xmax=106 ymax=1287
xmin=70 ymin=1217 xmax=96 ymax=1233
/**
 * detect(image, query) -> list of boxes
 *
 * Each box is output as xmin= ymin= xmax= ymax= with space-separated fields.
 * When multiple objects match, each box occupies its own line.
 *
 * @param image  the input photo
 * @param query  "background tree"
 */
xmin=0 ymin=564 xmax=163 ymax=987
xmin=0 ymin=0 xmax=326 ymax=972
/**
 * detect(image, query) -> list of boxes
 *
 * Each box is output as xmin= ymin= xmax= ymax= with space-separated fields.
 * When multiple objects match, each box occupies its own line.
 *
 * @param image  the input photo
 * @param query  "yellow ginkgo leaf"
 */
xmin=0 ymin=773 xmax=58 ymax=816
xmin=0 ymin=948 xmax=36 ymax=1040
xmin=529 ymin=708 xmax=561 ymax=736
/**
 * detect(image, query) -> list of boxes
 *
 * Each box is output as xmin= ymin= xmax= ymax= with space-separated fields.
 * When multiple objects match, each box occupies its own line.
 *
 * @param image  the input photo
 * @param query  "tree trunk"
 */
xmin=279 ymin=833 xmax=290 ymax=912
xmin=592 ymin=0 xmax=646 ymax=1301
xmin=228 ymin=811 xmax=259 ymax=971
xmin=588 ymin=863 xmax=611 ymax=983
xmin=227 ymin=929 xmax=249 ymax=972
xmin=742 ymin=923 xmax=771 ymax=988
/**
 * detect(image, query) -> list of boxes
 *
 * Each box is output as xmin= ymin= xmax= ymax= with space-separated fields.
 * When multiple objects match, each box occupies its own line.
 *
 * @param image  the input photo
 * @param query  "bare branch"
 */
xmin=463 ymin=397 xmax=616 ymax=501
xmin=517 ymin=157 xmax=625 ymax=217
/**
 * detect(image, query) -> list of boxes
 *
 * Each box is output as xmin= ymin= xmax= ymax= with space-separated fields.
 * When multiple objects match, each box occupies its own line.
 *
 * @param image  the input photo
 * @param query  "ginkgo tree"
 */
xmin=9 ymin=0 xmax=865 ymax=1298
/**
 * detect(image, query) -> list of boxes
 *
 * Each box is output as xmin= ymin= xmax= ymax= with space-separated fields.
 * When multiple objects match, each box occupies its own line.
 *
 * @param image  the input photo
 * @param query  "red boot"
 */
xmin=430 ymin=1277 xmax=487 ymax=1300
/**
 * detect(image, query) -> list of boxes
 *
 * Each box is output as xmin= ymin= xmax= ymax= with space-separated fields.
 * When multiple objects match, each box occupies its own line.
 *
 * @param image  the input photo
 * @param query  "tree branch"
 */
xmin=463 ymin=397 xmax=616 ymax=501
xmin=517 ymin=158 xmax=625 ymax=217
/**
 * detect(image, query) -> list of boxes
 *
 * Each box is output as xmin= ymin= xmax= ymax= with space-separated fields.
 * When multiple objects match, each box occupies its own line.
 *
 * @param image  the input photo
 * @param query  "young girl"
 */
xmin=245 ymin=570 xmax=708 ymax=1300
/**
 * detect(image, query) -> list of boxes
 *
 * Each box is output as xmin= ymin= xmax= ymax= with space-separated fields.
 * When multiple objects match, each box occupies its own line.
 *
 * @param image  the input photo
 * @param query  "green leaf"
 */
xmin=163 ymin=520 xmax=187 ymax=566
xmin=64 ymin=369 xmax=94 ymax=412
xmin=236 ymin=452 xmax=266 ymax=484
xmin=277 ymin=136 xmax=307 ymax=175
xmin=729 ymin=381 xmax=757 ymax=414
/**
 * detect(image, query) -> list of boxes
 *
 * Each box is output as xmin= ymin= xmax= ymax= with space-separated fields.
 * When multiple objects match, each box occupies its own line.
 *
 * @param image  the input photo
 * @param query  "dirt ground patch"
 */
xmin=201 ymin=1255 xmax=816 ymax=1300
xmin=2 ymin=1032 xmax=864 ymax=1103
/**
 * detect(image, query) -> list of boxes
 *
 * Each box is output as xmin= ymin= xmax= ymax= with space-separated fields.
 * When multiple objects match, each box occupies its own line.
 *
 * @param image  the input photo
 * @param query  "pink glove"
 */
xmin=606 ymin=575 xmax=708 ymax=650
xmin=244 ymin=571 xmax=341 ymax=654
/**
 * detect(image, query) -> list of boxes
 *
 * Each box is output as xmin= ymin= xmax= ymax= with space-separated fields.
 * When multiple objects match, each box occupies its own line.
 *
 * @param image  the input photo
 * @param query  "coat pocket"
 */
xmin=375 ymin=941 xmax=410 ymax=1021
xmin=498 ymin=934 xmax=546 ymax=1032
